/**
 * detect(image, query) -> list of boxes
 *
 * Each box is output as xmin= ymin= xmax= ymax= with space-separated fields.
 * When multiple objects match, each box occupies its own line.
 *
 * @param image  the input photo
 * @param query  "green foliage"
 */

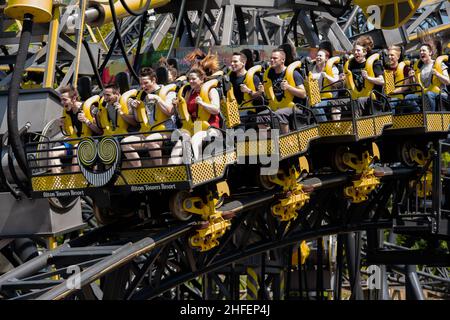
xmin=157 ymin=33 xmax=179 ymax=51
xmin=98 ymin=23 xmax=114 ymax=39
xmin=6 ymin=22 xmax=20 ymax=33
xmin=279 ymin=13 xmax=294 ymax=19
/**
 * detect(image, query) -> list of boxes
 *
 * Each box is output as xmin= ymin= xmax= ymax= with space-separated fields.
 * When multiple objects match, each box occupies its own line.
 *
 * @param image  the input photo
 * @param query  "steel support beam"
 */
xmin=406 ymin=4 xmax=440 ymax=34
xmin=297 ymin=10 xmax=319 ymax=47
xmin=405 ymin=265 xmax=425 ymax=300
xmin=221 ymin=5 xmax=235 ymax=45
xmin=345 ymin=232 xmax=364 ymax=300
xmin=203 ymin=9 xmax=223 ymax=46
xmin=143 ymin=14 xmax=174 ymax=52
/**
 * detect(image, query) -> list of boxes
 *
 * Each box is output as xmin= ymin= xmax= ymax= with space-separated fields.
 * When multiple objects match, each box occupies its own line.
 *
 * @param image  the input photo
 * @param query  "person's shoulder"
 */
xmin=374 ymin=59 xmax=383 ymax=67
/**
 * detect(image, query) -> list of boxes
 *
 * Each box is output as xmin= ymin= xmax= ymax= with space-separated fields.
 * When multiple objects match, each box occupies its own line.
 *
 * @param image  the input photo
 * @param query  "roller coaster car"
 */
xmin=25 ymin=79 xmax=241 ymax=249
xmin=382 ymin=55 xmax=450 ymax=166
xmin=385 ymin=55 xmax=450 ymax=133
xmin=305 ymin=57 xmax=391 ymax=174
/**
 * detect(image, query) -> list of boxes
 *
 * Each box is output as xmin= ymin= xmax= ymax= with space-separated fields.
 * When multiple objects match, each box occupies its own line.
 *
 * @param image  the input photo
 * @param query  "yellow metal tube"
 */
xmin=43 ymin=6 xmax=60 ymax=88
xmin=73 ymin=0 xmax=88 ymax=89
xmin=5 ymin=0 xmax=53 ymax=23
xmin=89 ymin=0 xmax=171 ymax=27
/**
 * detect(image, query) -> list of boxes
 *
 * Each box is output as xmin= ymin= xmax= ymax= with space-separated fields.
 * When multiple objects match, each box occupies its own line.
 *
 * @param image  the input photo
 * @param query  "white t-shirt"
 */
xmin=144 ymin=91 xmax=176 ymax=128
xmin=420 ymin=61 xmax=448 ymax=88
xmin=312 ymin=65 xmax=339 ymax=91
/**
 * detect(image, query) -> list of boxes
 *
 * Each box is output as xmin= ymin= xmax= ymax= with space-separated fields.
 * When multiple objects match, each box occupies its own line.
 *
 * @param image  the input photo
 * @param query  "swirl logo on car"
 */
xmin=77 ymin=137 xmax=121 ymax=187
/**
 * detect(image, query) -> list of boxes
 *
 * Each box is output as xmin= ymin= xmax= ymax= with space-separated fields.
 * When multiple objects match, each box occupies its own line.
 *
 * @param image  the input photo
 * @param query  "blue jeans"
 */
xmin=312 ymin=101 xmax=328 ymax=122
xmin=404 ymin=91 xmax=439 ymax=112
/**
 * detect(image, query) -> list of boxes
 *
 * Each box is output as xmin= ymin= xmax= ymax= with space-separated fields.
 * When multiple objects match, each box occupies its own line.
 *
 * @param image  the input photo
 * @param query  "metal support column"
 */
xmin=316 ymin=237 xmax=324 ymax=300
xmin=221 ymin=5 xmax=235 ymax=45
xmin=405 ymin=265 xmax=425 ymax=300
xmin=334 ymin=234 xmax=344 ymax=300
xmin=297 ymin=10 xmax=319 ymax=47
xmin=345 ymin=232 xmax=364 ymax=300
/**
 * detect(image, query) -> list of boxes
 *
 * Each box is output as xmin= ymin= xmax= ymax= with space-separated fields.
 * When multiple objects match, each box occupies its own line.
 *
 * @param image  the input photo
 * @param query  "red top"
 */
xmin=186 ymin=90 xmax=220 ymax=128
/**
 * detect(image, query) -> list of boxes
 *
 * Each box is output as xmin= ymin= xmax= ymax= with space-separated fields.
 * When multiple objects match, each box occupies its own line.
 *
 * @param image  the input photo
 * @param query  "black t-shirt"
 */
xmin=348 ymin=59 xmax=383 ymax=93
xmin=268 ymin=68 xmax=304 ymax=104
xmin=67 ymin=109 xmax=83 ymax=137
xmin=230 ymin=72 xmax=261 ymax=105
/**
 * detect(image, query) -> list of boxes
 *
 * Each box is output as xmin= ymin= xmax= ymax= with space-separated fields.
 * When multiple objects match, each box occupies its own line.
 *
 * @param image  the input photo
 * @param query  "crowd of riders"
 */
xmin=51 ymin=34 xmax=450 ymax=171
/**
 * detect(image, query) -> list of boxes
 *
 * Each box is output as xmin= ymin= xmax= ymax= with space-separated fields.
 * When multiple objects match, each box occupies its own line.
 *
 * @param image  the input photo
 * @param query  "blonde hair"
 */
xmin=58 ymin=85 xmax=79 ymax=100
xmin=388 ymin=45 xmax=402 ymax=59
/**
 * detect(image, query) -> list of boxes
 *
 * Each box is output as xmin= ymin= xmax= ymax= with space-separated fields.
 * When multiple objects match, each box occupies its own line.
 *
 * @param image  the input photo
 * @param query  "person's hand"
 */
xmin=361 ymin=70 xmax=368 ymax=79
xmin=147 ymin=94 xmax=159 ymax=102
xmin=408 ymin=69 xmax=415 ymax=78
xmin=111 ymin=95 xmax=119 ymax=104
xmin=172 ymin=98 xmax=179 ymax=106
xmin=280 ymin=80 xmax=289 ymax=91
xmin=339 ymin=73 xmax=345 ymax=82
xmin=257 ymin=83 xmax=265 ymax=93
xmin=129 ymin=99 xmax=139 ymax=109
xmin=114 ymin=102 xmax=123 ymax=115
xmin=77 ymin=112 xmax=88 ymax=123
xmin=321 ymin=71 xmax=327 ymax=79
xmin=195 ymin=96 xmax=204 ymax=106
xmin=58 ymin=118 xmax=64 ymax=127
xmin=240 ymin=84 xmax=251 ymax=94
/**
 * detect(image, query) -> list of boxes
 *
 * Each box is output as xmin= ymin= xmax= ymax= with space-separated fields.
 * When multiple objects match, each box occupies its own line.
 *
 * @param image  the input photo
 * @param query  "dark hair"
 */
xmin=240 ymin=49 xmax=254 ymax=70
xmin=354 ymin=35 xmax=374 ymax=54
xmin=318 ymin=49 xmax=330 ymax=59
xmin=104 ymin=83 xmax=120 ymax=94
xmin=188 ymin=68 xmax=206 ymax=81
xmin=318 ymin=41 xmax=333 ymax=58
xmin=278 ymin=43 xmax=296 ymax=66
xmin=156 ymin=66 xmax=169 ymax=84
xmin=271 ymin=48 xmax=287 ymax=63
xmin=139 ymin=67 xmax=157 ymax=80
xmin=58 ymin=85 xmax=79 ymax=100
xmin=232 ymin=52 xmax=247 ymax=64
xmin=252 ymin=50 xmax=260 ymax=62
xmin=419 ymin=31 xmax=443 ymax=57
xmin=167 ymin=58 xmax=178 ymax=70
xmin=168 ymin=66 xmax=178 ymax=79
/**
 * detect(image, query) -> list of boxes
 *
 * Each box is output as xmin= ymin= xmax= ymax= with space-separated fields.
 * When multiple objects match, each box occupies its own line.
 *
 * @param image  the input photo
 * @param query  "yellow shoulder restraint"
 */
xmin=241 ymin=65 xmax=263 ymax=109
xmin=177 ymin=79 xmax=219 ymax=135
xmin=226 ymin=65 xmax=262 ymax=113
xmin=385 ymin=61 xmax=409 ymax=98
xmin=96 ymin=95 xmax=130 ymax=136
xmin=344 ymin=53 xmax=380 ymax=99
xmin=321 ymin=56 xmax=340 ymax=99
xmin=152 ymin=83 xmax=176 ymax=131
xmin=414 ymin=55 xmax=449 ymax=94
xmin=121 ymin=86 xmax=174 ymax=134
xmin=63 ymin=98 xmax=95 ymax=144
xmin=263 ymin=60 xmax=302 ymax=111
